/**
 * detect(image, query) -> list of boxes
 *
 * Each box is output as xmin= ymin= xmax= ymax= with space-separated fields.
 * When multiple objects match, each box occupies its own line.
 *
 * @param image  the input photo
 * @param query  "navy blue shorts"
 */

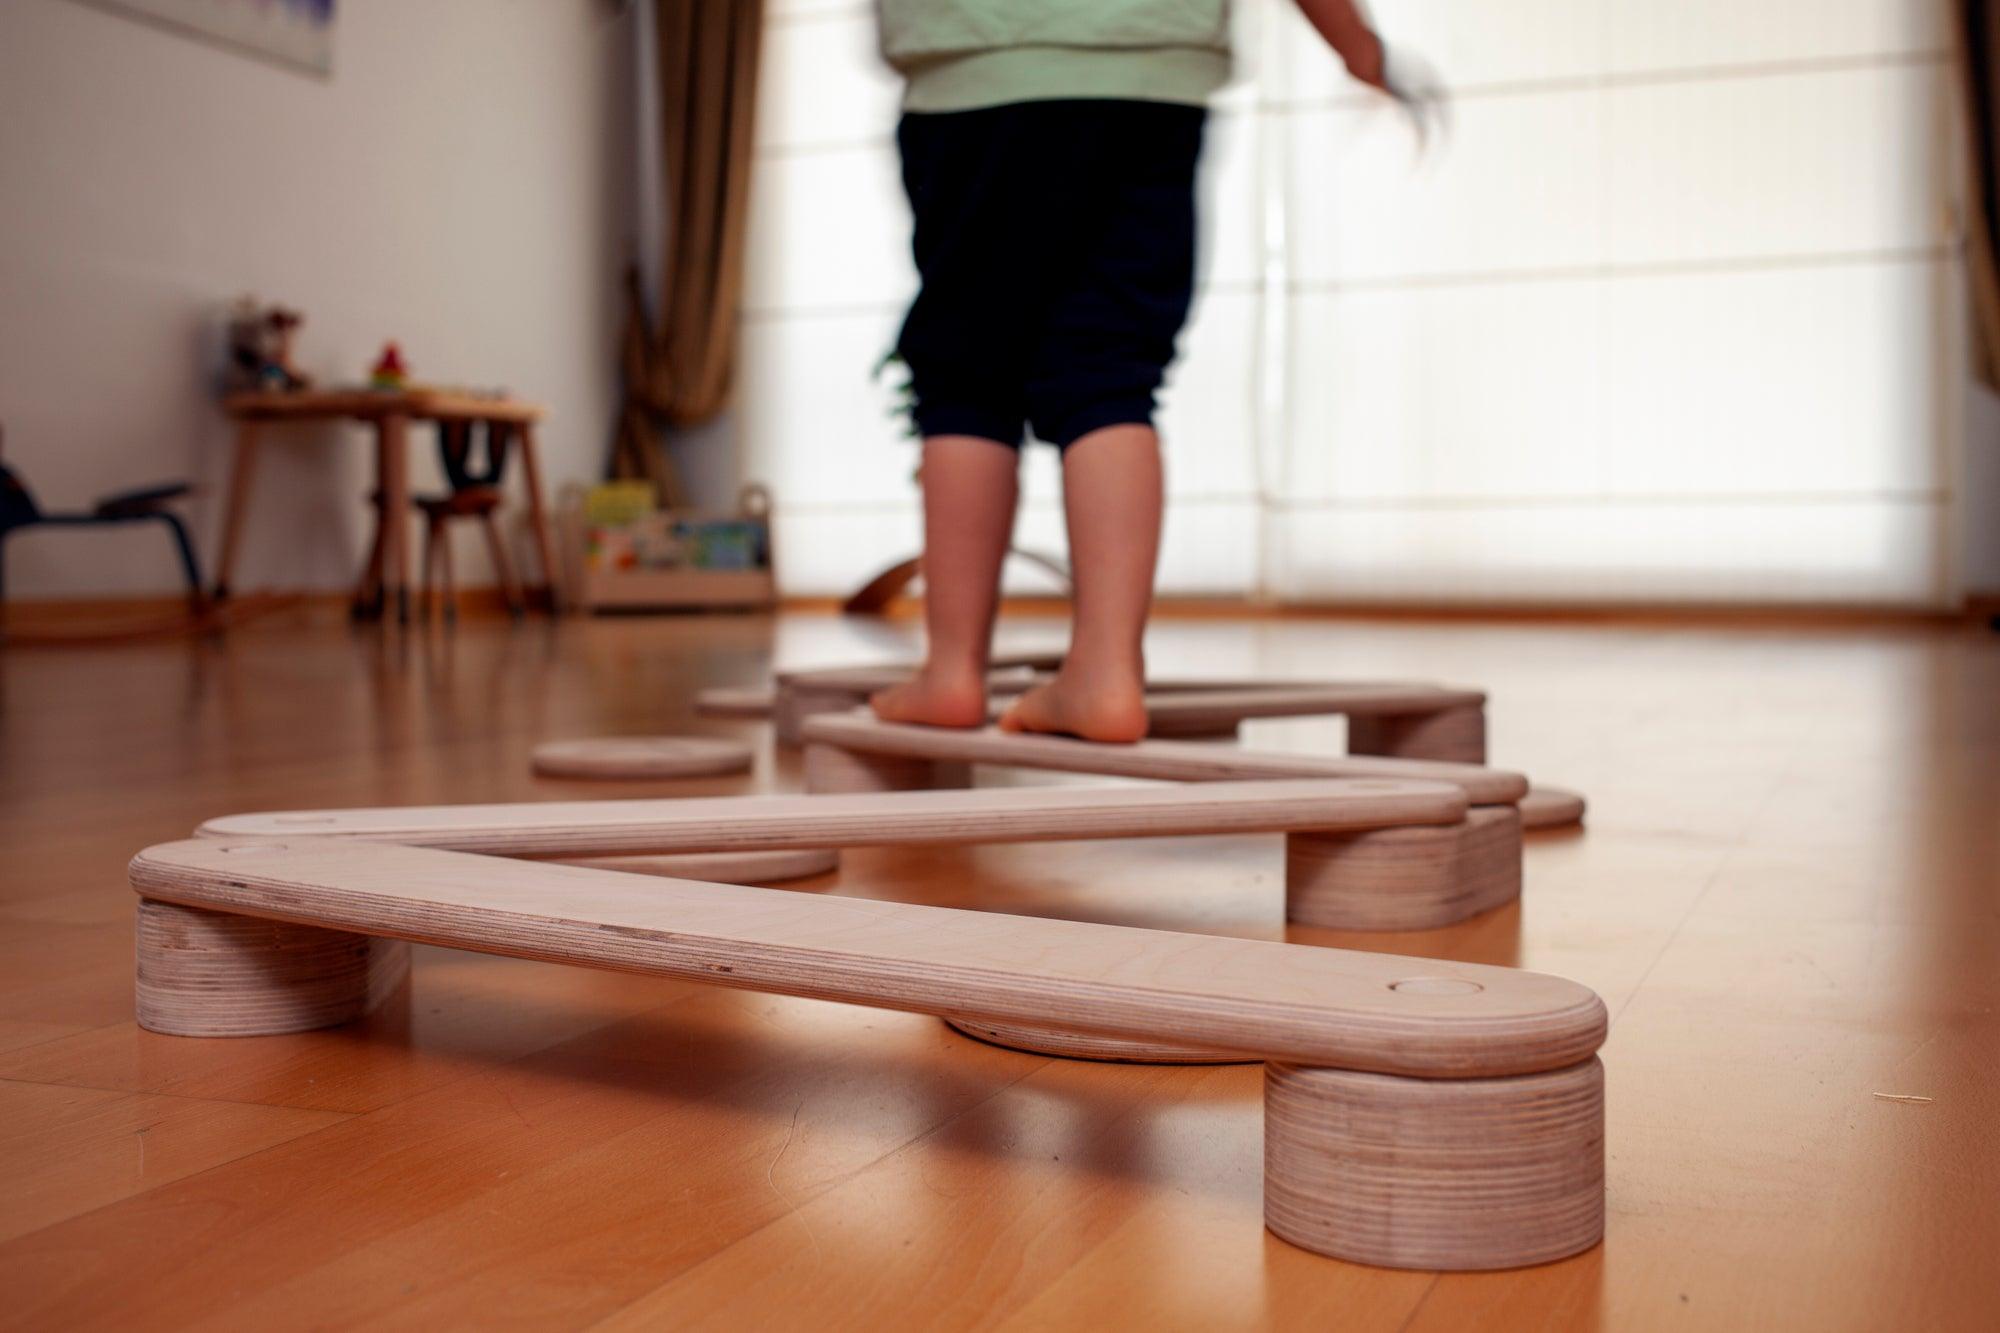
xmin=893 ymin=99 xmax=1206 ymax=450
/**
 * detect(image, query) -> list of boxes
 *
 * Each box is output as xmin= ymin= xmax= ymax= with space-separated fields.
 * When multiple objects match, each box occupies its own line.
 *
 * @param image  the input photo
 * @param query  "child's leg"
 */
xmin=870 ymin=434 xmax=1020 ymax=727
xmin=999 ymin=423 xmax=1160 ymax=742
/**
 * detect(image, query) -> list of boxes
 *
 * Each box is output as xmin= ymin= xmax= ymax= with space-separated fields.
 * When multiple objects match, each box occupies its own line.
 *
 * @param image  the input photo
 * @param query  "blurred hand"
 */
xmin=1380 ymin=43 xmax=1450 ymax=153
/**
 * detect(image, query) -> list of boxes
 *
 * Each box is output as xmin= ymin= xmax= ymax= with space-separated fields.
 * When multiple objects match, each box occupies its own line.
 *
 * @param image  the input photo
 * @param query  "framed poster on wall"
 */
xmin=71 ymin=0 xmax=336 ymax=76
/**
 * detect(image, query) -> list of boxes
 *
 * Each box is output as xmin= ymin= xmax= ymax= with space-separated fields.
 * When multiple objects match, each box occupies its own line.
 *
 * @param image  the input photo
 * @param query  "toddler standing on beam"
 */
xmin=870 ymin=0 xmax=1437 ymax=741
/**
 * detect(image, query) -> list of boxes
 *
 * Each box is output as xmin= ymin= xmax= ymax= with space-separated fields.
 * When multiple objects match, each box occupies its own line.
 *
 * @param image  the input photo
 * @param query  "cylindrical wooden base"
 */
xmin=803 ymin=743 xmax=968 ymax=795
xmin=775 ymin=685 xmax=865 ymax=747
xmin=1347 ymin=704 xmax=1486 ymax=764
xmin=1264 ymin=1057 xmax=1604 ymax=1270
xmin=1285 ymin=806 xmax=1521 ymax=931
xmin=944 ymin=1017 xmax=1250 ymax=1064
xmin=135 ymin=899 xmax=409 ymax=1037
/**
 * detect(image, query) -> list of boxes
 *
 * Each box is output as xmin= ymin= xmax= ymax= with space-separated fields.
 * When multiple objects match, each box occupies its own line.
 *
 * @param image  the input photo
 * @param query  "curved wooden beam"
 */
xmin=130 ymin=837 xmax=1606 ymax=1270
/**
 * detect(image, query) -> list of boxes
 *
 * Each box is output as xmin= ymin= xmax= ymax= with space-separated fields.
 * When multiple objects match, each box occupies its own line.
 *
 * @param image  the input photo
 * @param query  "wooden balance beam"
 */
xmin=202 ymin=779 xmax=1500 ymax=1066
xmin=742 ymin=663 xmax=1488 ymax=760
xmin=205 ymin=773 xmax=1509 ymax=937
xmin=130 ymin=836 xmax=1607 ymax=1272
xmin=200 ymin=778 xmax=1466 ymax=858
xmin=795 ymin=711 xmax=1536 ymax=962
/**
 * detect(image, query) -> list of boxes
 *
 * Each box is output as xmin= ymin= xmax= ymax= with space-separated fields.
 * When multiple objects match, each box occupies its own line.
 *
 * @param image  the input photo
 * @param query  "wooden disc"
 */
xmin=1519 ymin=786 xmax=1586 ymax=830
xmin=560 ymin=848 xmax=838 ymax=884
xmin=530 ymin=736 xmax=754 ymax=781
xmin=694 ymin=686 xmax=775 ymax=719
xmin=944 ymin=1017 xmax=1251 ymax=1065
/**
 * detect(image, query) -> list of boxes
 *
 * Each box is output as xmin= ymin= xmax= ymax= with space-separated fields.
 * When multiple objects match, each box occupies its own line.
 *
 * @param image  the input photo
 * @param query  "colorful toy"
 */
xmin=368 ymin=342 xmax=409 ymax=391
xmin=225 ymin=298 xmax=312 ymax=392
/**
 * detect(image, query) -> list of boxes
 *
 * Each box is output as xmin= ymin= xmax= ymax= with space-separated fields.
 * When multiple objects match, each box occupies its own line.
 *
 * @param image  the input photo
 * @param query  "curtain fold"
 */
xmin=615 ymin=0 xmax=764 ymax=501
xmin=1958 ymin=0 xmax=2000 ymax=390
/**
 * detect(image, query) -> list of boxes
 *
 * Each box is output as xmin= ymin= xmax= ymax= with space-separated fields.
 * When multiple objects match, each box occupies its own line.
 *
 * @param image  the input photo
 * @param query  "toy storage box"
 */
xmin=558 ymin=485 xmax=776 ymax=612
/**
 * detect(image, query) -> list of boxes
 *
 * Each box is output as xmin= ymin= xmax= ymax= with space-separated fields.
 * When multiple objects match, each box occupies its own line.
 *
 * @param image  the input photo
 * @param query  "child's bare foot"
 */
xmin=997 ymin=662 xmax=1148 ymax=743
xmin=869 ymin=668 xmax=989 ymax=729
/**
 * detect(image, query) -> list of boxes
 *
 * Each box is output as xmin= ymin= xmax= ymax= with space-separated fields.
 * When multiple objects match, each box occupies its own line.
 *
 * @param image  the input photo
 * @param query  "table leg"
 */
xmin=380 ymin=414 xmax=412 ymax=624
xmin=515 ymin=421 xmax=561 ymax=613
xmin=211 ymin=421 xmax=260 ymax=602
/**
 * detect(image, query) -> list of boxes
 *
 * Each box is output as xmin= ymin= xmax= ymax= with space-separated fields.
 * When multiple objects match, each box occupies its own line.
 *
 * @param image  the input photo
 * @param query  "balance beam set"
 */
xmin=130 ymin=836 xmax=1607 ymax=1271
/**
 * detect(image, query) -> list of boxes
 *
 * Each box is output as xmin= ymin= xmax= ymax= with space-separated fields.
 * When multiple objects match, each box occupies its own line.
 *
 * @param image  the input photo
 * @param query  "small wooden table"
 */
xmin=215 ymin=389 xmax=560 ymax=620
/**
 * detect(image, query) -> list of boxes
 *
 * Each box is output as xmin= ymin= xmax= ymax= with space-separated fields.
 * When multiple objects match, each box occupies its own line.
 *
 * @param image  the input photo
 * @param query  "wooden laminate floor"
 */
xmin=1 ymin=609 xmax=1996 ymax=1330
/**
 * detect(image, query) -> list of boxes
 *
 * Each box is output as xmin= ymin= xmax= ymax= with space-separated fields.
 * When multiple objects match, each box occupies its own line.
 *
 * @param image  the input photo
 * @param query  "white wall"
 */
xmin=0 ymin=0 xmax=634 ymax=599
xmin=743 ymin=0 xmax=1963 ymax=607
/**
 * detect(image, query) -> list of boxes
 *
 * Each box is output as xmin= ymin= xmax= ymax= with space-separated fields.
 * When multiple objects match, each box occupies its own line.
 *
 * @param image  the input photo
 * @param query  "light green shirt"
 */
xmin=879 ymin=0 xmax=1233 ymax=112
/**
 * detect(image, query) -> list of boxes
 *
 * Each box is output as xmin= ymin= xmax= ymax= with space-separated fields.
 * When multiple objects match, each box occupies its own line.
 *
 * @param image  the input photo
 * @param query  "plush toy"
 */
xmin=226 ymin=298 xmax=312 ymax=391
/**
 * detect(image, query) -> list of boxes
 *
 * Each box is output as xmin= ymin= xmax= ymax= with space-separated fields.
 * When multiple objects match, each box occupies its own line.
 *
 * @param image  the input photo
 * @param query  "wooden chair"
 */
xmin=356 ymin=420 xmax=525 ymax=622
xmin=131 ymin=833 xmax=1608 ymax=1271
xmin=416 ymin=487 xmax=523 ymax=621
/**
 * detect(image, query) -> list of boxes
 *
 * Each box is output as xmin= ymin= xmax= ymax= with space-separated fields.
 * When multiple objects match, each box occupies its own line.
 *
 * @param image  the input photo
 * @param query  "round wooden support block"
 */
xmin=560 ymin=848 xmax=839 ymax=884
xmin=1520 ymin=786 xmax=1587 ymax=830
xmin=774 ymin=685 xmax=869 ymax=747
xmin=136 ymin=898 xmax=409 ymax=1037
xmin=1347 ymin=703 xmax=1487 ymax=765
xmin=530 ymin=736 xmax=753 ymax=781
xmin=803 ymin=743 xmax=968 ymax=795
xmin=693 ymin=685 xmax=775 ymax=719
xmin=1264 ymin=1056 xmax=1605 ymax=1270
xmin=1286 ymin=806 xmax=1521 ymax=931
xmin=944 ymin=1017 xmax=1251 ymax=1065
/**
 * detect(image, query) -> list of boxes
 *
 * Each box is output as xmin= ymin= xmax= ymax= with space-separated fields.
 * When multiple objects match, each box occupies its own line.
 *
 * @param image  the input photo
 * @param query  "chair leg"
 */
xmin=479 ymin=511 xmax=524 ymax=618
xmin=353 ymin=493 xmax=386 ymax=620
xmin=421 ymin=516 xmax=442 ymax=621
xmin=439 ymin=518 xmax=458 ymax=622
xmin=151 ymin=512 xmax=207 ymax=611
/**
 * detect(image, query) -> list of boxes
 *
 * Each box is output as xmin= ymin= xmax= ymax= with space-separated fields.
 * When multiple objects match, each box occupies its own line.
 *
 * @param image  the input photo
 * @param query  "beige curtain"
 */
xmin=615 ymin=0 xmax=764 ymax=503
xmin=1958 ymin=1 xmax=2000 ymax=389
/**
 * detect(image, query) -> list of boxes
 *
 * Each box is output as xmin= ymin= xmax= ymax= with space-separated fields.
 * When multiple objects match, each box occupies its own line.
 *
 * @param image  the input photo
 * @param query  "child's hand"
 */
xmin=1381 ymin=43 xmax=1450 ymax=153
xmin=1295 ymin=1 xmax=1450 ymax=152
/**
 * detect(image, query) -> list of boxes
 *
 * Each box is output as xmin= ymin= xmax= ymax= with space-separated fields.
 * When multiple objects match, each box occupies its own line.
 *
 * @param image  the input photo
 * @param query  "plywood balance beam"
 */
xmin=202 ymin=775 xmax=1504 ymax=934
xmin=801 ymin=712 xmax=1526 ymax=804
xmin=130 ymin=836 xmax=1606 ymax=1271
xmin=746 ymin=663 xmax=1487 ymax=761
xmin=799 ymin=713 xmax=1531 ymax=934
xmin=201 ymin=777 xmax=1465 ymax=859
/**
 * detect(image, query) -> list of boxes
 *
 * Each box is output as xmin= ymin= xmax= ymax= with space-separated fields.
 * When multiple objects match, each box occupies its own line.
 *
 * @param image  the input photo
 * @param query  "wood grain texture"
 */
xmin=528 ymin=737 xmax=753 ymax=781
xmin=130 ymin=838 xmax=1606 ymax=1079
xmin=1142 ymin=685 xmax=1485 ymax=729
xmin=135 ymin=901 xmax=409 ymax=1038
xmin=1348 ymin=703 xmax=1488 ymax=765
xmin=556 ymin=849 xmax=839 ymax=884
xmin=1286 ymin=807 xmax=1524 ymax=931
xmin=10 ymin=609 xmax=1996 ymax=1323
xmin=1264 ymin=1058 xmax=1605 ymax=1270
xmin=802 ymin=713 xmax=1530 ymax=806
xmin=201 ymin=780 xmax=1467 ymax=860
xmin=1519 ymin=786 xmax=1588 ymax=829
